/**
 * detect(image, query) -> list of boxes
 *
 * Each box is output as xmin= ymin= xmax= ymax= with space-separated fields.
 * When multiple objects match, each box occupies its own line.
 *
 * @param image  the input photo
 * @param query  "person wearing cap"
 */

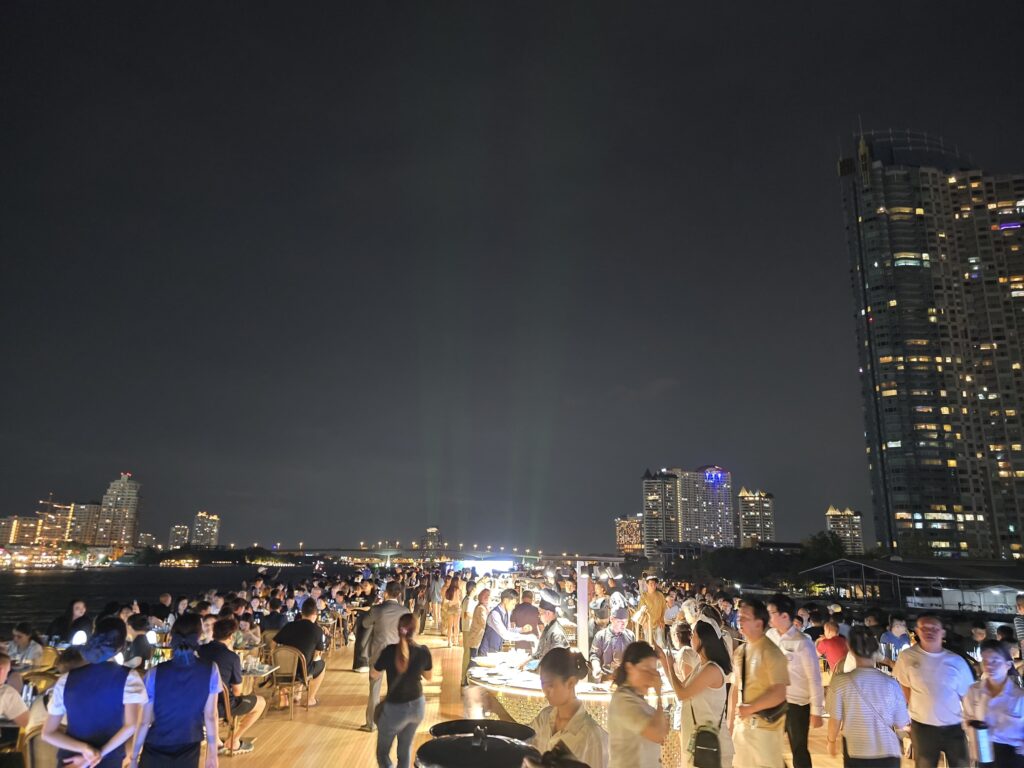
xmin=636 ymin=577 xmax=667 ymax=648
xmin=531 ymin=589 xmax=570 ymax=663
xmin=590 ymin=607 xmax=635 ymax=682
xmin=42 ymin=617 xmax=149 ymax=768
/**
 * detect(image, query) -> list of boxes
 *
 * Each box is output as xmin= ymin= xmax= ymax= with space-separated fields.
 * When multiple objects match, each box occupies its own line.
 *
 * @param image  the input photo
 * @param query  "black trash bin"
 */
xmin=416 ymin=721 xmax=540 ymax=768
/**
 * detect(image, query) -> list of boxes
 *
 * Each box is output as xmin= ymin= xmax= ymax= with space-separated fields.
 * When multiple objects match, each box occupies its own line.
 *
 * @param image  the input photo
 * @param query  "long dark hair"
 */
xmin=395 ymin=613 xmax=418 ymax=674
xmin=13 ymin=622 xmax=43 ymax=646
xmin=693 ymin=621 xmax=732 ymax=675
xmin=612 ymin=641 xmax=657 ymax=687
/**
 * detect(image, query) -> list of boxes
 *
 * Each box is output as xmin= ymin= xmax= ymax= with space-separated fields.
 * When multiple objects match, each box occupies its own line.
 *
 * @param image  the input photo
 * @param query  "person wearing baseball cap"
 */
xmin=590 ymin=607 xmax=635 ymax=682
xmin=530 ymin=589 xmax=569 ymax=663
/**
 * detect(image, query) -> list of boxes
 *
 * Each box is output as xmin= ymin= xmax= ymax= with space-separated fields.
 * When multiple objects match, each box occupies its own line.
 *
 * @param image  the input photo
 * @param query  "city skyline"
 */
xmin=3 ymin=4 xmax=1023 ymax=553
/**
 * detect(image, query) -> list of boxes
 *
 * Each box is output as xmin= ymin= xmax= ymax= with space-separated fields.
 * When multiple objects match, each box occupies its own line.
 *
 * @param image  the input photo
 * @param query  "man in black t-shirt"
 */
xmin=274 ymin=600 xmax=326 ymax=705
xmin=261 ymin=599 xmax=288 ymax=631
xmin=151 ymin=594 xmax=173 ymax=622
xmin=197 ymin=617 xmax=267 ymax=755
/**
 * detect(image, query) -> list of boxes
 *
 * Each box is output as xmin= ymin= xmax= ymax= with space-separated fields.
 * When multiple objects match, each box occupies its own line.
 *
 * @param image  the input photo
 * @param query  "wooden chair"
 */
xmin=269 ymin=645 xmax=308 ymax=720
xmin=219 ymin=681 xmax=239 ymax=756
xmin=259 ymin=629 xmax=279 ymax=665
xmin=37 ymin=647 xmax=58 ymax=671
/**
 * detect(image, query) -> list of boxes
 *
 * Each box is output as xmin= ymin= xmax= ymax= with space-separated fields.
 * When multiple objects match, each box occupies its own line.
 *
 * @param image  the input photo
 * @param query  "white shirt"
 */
xmin=827 ymin=668 xmax=909 ymax=759
xmin=962 ymin=677 xmax=1024 ymax=749
xmin=530 ymin=702 xmax=609 ymax=768
xmin=0 ymin=685 xmax=29 ymax=721
xmin=766 ymin=624 xmax=825 ymax=716
xmin=47 ymin=665 xmax=149 ymax=716
xmin=893 ymin=645 xmax=973 ymax=726
xmin=608 ymin=686 xmax=661 ymax=768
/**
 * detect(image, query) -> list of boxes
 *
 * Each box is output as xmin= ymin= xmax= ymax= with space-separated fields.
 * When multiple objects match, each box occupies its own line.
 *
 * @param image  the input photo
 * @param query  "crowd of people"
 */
xmin=1 ymin=566 xmax=1023 ymax=768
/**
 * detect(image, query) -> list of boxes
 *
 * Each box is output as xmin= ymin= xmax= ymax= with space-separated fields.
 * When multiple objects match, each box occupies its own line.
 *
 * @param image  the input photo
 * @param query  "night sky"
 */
xmin=3 ymin=3 xmax=1023 ymax=553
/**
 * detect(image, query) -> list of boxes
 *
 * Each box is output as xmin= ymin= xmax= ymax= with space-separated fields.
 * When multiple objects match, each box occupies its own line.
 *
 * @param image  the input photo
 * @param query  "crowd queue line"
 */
xmin=1 ymin=567 xmax=1023 ymax=768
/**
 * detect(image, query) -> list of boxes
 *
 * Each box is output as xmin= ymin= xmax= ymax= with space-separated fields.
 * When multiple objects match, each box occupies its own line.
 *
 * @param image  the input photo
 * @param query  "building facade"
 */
xmin=738 ymin=487 xmax=776 ymax=546
xmin=642 ymin=469 xmax=679 ymax=558
xmin=825 ymin=506 xmax=865 ymax=555
xmin=840 ymin=130 xmax=1024 ymax=558
xmin=67 ymin=503 xmax=102 ymax=545
xmin=189 ymin=511 xmax=220 ymax=547
xmin=678 ymin=466 xmax=736 ymax=548
xmin=420 ymin=527 xmax=443 ymax=553
xmin=35 ymin=496 xmax=75 ymax=545
xmin=614 ymin=514 xmax=644 ymax=556
xmin=98 ymin=472 xmax=141 ymax=551
xmin=168 ymin=524 xmax=190 ymax=549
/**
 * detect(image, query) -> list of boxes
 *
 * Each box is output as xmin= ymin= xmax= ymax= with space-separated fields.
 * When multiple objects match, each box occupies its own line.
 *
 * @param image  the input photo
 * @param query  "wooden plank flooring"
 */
xmin=220 ymin=631 xmax=913 ymax=767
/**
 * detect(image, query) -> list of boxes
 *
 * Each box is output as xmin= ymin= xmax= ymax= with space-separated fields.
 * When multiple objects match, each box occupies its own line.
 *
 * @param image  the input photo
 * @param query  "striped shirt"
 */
xmin=827 ymin=668 xmax=909 ymax=759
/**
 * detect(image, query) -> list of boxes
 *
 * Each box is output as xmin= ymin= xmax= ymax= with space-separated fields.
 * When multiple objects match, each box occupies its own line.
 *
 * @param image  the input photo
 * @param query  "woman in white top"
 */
xmin=659 ymin=615 xmax=734 ymax=768
xmin=527 ymin=647 xmax=608 ymax=768
xmin=963 ymin=639 xmax=1024 ymax=767
xmin=825 ymin=626 xmax=909 ymax=768
xmin=7 ymin=623 xmax=44 ymax=667
xmin=608 ymin=641 xmax=669 ymax=768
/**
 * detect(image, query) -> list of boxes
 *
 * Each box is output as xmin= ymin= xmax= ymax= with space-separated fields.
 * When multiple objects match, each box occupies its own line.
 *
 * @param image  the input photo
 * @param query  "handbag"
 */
xmin=688 ymin=663 xmax=728 ymax=768
xmin=741 ymin=647 xmax=788 ymax=724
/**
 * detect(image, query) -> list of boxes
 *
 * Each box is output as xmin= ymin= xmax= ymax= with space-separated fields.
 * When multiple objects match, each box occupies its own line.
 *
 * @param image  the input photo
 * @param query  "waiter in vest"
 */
xmin=478 ymin=589 xmax=536 ymax=656
xmin=132 ymin=613 xmax=222 ymax=768
xmin=42 ymin=617 xmax=148 ymax=768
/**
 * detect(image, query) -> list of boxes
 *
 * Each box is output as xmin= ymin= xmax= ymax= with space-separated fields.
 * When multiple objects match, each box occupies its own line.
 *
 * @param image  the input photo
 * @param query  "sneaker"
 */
xmin=355 ymin=666 xmax=369 ymax=673
xmin=358 ymin=724 xmax=375 ymax=733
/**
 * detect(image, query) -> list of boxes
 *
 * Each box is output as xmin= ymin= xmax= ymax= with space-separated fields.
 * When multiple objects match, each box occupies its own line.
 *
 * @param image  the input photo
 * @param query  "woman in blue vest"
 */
xmin=42 ymin=616 xmax=148 ymax=768
xmin=132 ymin=613 xmax=221 ymax=768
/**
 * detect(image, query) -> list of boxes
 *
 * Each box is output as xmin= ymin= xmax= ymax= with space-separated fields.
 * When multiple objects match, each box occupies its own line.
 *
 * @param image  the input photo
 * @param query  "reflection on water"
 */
xmin=0 ymin=565 xmax=313 ymax=635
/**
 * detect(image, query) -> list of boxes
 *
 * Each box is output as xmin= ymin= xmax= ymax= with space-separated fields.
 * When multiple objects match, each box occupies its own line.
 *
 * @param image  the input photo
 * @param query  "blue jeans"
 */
xmin=375 ymin=696 xmax=425 ymax=768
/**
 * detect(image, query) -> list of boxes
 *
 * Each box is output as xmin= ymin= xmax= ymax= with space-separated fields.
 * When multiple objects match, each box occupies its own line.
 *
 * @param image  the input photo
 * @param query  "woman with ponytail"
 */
xmin=528 ymin=647 xmax=608 ymax=768
xmin=42 ymin=617 xmax=148 ymax=768
xmin=608 ymin=641 xmax=669 ymax=768
xmin=371 ymin=613 xmax=432 ymax=768
xmin=131 ymin=613 xmax=221 ymax=768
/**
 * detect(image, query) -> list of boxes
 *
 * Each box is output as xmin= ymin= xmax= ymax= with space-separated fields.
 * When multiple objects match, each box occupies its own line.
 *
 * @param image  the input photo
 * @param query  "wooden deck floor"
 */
xmin=221 ymin=632 xmax=913 ymax=767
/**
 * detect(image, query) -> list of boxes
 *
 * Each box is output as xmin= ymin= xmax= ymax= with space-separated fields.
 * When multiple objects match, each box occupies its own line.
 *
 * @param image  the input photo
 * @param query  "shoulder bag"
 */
xmin=688 ymin=663 xmax=728 ymax=768
xmin=741 ymin=646 xmax=788 ymax=724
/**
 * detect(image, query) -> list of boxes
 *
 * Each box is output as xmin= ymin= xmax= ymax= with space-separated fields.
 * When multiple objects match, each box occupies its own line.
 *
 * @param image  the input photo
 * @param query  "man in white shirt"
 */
xmin=767 ymin=594 xmax=824 ymax=768
xmin=893 ymin=613 xmax=973 ymax=768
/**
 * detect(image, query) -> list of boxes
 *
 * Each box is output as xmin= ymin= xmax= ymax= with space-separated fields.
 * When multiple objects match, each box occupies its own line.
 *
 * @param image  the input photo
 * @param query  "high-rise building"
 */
xmin=825 ymin=506 xmax=865 ymax=555
xmin=615 ymin=514 xmax=644 ymax=556
xmin=35 ymin=495 xmax=75 ymax=545
xmin=67 ymin=503 xmax=102 ymax=545
xmin=169 ymin=525 xmax=190 ymax=549
xmin=99 ymin=473 xmax=141 ymax=551
xmin=840 ymin=130 xmax=1024 ymax=558
xmin=738 ymin=488 xmax=776 ymax=546
xmin=642 ymin=469 xmax=679 ymax=558
xmin=189 ymin=511 xmax=220 ymax=547
xmin=678 ymin=466 xmax=736 ymax=548
xmin=8 ymin=516 xmax=39 ymax=546
xmin=420 ymin=527 xmax=442 ymax=553
xmin=0 ymin=518 xmax=14 ymax=546
xmin=136 ymin=532 xmax=156 ymax=549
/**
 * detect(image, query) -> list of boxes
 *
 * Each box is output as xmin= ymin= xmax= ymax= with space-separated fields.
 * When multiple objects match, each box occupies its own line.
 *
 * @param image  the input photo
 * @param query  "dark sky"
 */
xmin=3 ymin=3 xmax=1023 ymax=553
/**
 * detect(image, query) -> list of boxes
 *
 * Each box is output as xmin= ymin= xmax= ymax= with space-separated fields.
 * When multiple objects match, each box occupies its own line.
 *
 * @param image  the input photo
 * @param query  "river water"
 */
xmin=0 ymin=565 xmax=315 ymax=636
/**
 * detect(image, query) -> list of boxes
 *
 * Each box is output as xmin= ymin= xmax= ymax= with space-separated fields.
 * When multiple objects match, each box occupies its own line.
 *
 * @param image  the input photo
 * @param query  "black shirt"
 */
xmin=151 ymin=604 xmax=172 ymax=622
xmin=198 ymin=639 xmax=243 ymax=689
xmin=274 ymin=619 xmax=325 ymax=669
xmin=126 ymin=635 xmax=154 ymax=666
xmin=261 ymin=611 xmax=288 ymax=631
xmin=373 ymin=643 xmax=432 ymax=703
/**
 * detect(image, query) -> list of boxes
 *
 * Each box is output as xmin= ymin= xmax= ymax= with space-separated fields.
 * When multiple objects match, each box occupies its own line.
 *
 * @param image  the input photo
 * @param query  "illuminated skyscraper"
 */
xmin=615 ymin=514 xmax=644 ymax=556
xmin=35 ymin=494 xmax=75 ymax=545
xmin=67 ymin=503 xmax=102 ymax=545
xmin=738 ymin=488 xmax=776 ymax=546
xmin=840 ymin=130 xmax=1024 ymax=558
xmin=825 ymin=506 xmax=865 ymax=555
xmin=678 ymin=466 xmax=736 ymax=548
xmin=420 ymin=527 xmax=442 ymax=554
xmin=169 ymin=524 xmax=190 ymax=549
xmin=189 ymin=511 xmax=220 ymax=547
xmin=642 ymin=469 xmax=679 ymax=558
xmin=99 ymin=472 xmax=141 ymax=551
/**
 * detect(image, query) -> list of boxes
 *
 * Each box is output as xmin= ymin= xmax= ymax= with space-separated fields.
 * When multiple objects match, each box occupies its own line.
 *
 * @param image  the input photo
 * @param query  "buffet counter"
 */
xmin=467 ymin=650 xmax=683 ymax=768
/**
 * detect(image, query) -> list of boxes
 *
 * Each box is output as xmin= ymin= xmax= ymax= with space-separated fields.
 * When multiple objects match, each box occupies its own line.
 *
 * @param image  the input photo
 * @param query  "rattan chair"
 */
xmin=219 ymin=681 xmax=240 ymax=756
xmin=37 ymin=647 xmax=59 ymax=671
xmin=270 ymin=645 xmax=309 ymax=720
xmin=259 ymin=629 xmax=279 ymax=665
